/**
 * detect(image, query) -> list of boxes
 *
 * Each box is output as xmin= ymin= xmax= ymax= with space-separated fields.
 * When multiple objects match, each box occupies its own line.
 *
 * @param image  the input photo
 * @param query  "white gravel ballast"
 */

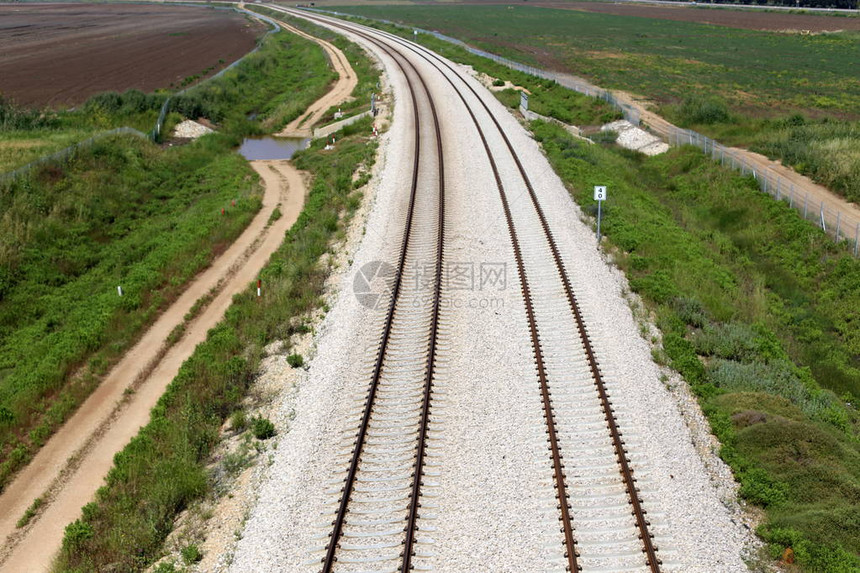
xmin=228 ymin=12 xmax=758 ymax=573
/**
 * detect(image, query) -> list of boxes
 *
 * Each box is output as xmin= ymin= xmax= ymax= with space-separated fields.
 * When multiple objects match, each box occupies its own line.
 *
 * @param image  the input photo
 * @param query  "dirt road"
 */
xmin=273 ymin=18 xmax=358 ymax=137
xmin=0 ymin=158 xmax=306 ymax=572
xmin=0 ymin=11 xmax=362 ymax=566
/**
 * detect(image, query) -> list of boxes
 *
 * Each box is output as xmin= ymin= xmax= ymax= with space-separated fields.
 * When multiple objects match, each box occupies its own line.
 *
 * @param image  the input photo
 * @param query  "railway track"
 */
xmin=277 ymin=8 xmax=668 ymax=571
xmin=298 ymin=20 xmax=448 ymax=573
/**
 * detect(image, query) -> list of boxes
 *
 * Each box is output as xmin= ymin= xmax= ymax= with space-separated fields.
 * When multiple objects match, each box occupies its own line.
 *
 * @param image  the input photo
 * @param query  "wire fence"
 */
xmin=0 ymin=127 xmax=148 ymax=187
xmin=667 ymin=126 xmax=860 ymax=254
xmin=314 ymin=8 xmax=858 ymax=254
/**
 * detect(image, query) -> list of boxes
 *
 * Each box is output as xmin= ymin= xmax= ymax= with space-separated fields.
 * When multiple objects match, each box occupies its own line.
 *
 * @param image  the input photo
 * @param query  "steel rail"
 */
xmin=275 ymin=7 xmax=660 ymax=570
xmin=289 ymin=11 xmax=581 ymax=569
xmin=270 ymin=13 xmax=447 ymax=573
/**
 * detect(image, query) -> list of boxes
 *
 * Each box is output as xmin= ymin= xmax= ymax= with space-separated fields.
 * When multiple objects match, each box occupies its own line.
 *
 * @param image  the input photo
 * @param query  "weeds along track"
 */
xmin=287 ymin=8 xmax=669 ymax=571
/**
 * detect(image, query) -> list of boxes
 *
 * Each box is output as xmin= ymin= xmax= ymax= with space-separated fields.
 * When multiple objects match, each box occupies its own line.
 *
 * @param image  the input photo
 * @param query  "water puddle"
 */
xmin=238 ymin=137 xmax=309 ymax=161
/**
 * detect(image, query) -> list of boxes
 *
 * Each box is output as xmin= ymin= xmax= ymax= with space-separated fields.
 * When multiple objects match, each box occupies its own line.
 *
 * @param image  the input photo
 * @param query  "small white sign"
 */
xmin=593 ymin=185 xmax=607 ymax=201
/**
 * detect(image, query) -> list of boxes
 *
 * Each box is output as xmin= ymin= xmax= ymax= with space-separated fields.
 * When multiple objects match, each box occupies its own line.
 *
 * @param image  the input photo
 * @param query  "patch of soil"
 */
xmin=0 ymin=3 xmax=267 ymax=109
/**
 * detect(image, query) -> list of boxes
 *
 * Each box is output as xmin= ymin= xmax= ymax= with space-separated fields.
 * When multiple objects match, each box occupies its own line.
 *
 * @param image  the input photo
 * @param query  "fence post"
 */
xmin=820 ymin=201 xmax=826 ymax=231
xmin=835 ymin=212 xmax=841 ymax=242
xmin=855 ymin=223 xmax=859 ymax=257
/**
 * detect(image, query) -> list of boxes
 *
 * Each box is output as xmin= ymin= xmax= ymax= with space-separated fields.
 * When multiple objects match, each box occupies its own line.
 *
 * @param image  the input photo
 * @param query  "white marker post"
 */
xmin=117 ymin=286 xmax=123 ymax=297
xmin=594 ymin=185 xmax=607 ymax=242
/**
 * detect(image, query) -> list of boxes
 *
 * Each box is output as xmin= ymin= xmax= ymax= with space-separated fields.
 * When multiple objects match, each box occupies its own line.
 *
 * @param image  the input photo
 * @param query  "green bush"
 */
xmin=181 ymin=544 xmax=202 ymax=564
xmin=0 ymin=96 xmax=56 ymax=131
xmin=677 ymin=95 xmax=730 ymax=125
xmin=286 ymin=353 xmax=304 ymax=368
xmin=738 ymin=467 xmax=789 ymax=507
xmin=62 ymin=520 xmax=94 ymax=553
xmin=251 ymin=417 xmax=276 ymax=441
xmin=230 ymin=409 xmax=247 ymax=432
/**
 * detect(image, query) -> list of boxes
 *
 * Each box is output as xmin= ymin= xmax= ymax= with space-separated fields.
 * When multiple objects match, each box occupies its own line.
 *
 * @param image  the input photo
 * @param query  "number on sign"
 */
xmin=593 ymin=185 xmax=607 ymax=201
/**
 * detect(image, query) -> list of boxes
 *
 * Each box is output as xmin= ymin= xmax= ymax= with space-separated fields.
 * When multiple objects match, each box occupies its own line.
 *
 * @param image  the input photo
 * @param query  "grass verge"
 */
xmin=532 ymin=120 xmax=860 ymax=571
xmin=248 ymin=7 xmax=381 ymax=125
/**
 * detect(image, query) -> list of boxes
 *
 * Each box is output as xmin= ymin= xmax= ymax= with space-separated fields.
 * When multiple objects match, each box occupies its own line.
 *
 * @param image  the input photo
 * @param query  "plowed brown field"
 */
xmin=0 ymin=3 xmax=266 ymax=109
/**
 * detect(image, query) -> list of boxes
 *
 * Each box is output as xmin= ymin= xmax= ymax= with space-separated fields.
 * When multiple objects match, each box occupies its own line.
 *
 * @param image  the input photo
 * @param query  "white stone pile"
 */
xmin=602 ymin=119 xmax=670 ymax=155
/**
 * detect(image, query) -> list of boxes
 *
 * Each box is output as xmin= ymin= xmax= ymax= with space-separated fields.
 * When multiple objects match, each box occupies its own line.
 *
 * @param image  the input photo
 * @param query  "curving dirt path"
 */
xmin=273 ymin=17 xmax=358 ymax=137
xmin=0 ymin=159 xmax=306 ymax=572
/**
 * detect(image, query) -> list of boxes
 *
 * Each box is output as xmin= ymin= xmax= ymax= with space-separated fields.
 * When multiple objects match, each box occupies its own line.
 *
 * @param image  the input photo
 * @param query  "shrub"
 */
xmin=590 ymin=129 xmax=618 ymax=144
xmin=61 ymin=519 xmax=94 ymax=554
xmin=678 ymin=95 xmax=730 ymax=125
xmin=287 ymin=353 xmax=304 ymax=368
xmin=671 ymin=296 xmax=707 ymax=328
xmin=251 ymin=416 xmax=276 ymax=440
xmin=230 ymin=409 xmax=247 ymax=432
xmin=692 ymin=322 xmax=762 ymax=362
xmin=738 ymin=467 xmax=789 ymax=507
xmin=181 ymin=543 xmax=202 ymax=564
xmin=707 ymin=359 xmax=847 ymax=428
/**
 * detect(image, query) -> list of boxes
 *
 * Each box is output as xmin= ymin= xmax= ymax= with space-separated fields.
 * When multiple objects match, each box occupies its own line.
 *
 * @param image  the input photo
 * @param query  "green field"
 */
xmin=335 ymin=4 xmax=860 ymax=200
xmin=0 ymin=28 xmax=335 ymax=494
